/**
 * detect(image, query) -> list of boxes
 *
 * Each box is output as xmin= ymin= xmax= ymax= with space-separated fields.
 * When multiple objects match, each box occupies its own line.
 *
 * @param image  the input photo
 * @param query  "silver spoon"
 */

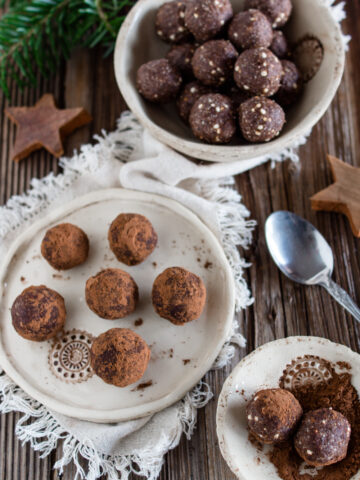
xmin=265 ymin=211 xmax=360 ymax=322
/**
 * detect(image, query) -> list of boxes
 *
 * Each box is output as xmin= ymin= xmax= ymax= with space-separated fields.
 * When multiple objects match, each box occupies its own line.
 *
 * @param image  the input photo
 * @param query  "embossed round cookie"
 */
xmin=136 ymin=59 xmax=182 ymax=103
xmin=155 ymin=1 xmax=190 ymax=43
xmin=184 ymin=0 xmax=233 ymax=43
xmin=166 ymin=43 xmax=196 ymax=77
xmin=177 ymin=81 xmax=213 ymax=123
xmin=275 ymin=60 xmax=302 ymax=107
xmin=228 ymin=9 xmax=273 ymax=50
xmin=239 ymin=96 xmax=285 ymax=142
xmin=244 ymin=0 xmax=293 ymax=28
xmin=192 ymin=40 xmax=238 ymax=87
xmin=234 ymin=47 xmax=283 ymax=96
xmin=189 ymin=93 xmax=236 ymax=144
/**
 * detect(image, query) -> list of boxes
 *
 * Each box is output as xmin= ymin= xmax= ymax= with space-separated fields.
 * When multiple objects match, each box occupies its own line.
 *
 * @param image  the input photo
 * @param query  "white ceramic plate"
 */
xmin=114 ymin=0 xmax=345 ymax=162
xmin=0 ymin=189 xmax=235 ymax=423
xmin=216 ymin=336 xmax=360 ymax=480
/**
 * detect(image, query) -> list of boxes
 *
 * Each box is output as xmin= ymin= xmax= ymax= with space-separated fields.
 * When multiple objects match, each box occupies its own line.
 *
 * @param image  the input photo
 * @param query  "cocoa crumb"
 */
xmin=183 ymin=359 xmax=191 ymax=365
xmin=52 ymin=274 xmax=63 ymax=279
xmin=20 ymin=276 xmax=26 ymax=282
xmin=204 ymin=261 xmax=213 ymax=269
xmin=152 ymin=262 xmax=157 ymax=268
xmin=133 ymin=380 xmax=153 ymax=391
xmin=134 ymin=318 xmax=143 ymax=327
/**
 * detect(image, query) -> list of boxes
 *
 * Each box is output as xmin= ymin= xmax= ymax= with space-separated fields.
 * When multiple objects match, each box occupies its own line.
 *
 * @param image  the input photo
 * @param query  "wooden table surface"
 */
xmin=0 ymin=3 xmax=359 ymax=479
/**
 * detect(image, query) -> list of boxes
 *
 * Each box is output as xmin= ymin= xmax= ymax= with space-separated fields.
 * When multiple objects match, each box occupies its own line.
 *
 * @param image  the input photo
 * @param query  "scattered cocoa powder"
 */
xmin=134 ymin=318 xmax=143 ymax=327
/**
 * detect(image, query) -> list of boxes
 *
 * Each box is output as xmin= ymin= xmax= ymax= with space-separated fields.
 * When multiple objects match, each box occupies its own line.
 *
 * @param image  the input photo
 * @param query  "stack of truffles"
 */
xmin=136 ymin=0 xmax=310 ymax=145
xmin=11 ymin=213 xmax=207 ymax=388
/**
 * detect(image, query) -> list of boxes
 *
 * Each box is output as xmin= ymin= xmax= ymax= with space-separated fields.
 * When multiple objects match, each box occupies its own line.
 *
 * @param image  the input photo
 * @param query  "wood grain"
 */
xmin=0 ymin=4 xmax=360 ymax=479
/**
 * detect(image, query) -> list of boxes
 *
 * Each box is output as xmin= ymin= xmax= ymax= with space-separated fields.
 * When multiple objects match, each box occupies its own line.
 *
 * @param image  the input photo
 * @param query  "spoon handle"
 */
xmin=320 ymin=278 xmax=360 ymax=322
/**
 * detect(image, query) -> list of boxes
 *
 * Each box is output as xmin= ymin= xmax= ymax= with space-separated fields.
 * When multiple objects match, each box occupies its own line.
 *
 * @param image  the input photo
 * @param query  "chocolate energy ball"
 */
xmin=294 ymin=408 xmax=351 ymax=467
xmin=192 ymin=40 xmax=238 ymax=87
xmin=166 ymin=43 xmax=195 ymax=77
xmin=239 ymin=96 xmax=285 ymax=142
xmin=41 ymin=223 xmax=89 ymax=271
xmin=152 ymin=267 xmax=206 ymax=325
xmin=247 ymin=388 xmax=303 ymax=444
xmin=189 ymin=93 xmax=236 ymax=144
xmin=155 ymin=1 xmax=190 ymax=43
xmin=136 ymin=59 xmax=182 ymax=103
xmin=228 ymin=9 xmax=273 ymax=50
xmin=275 ymin=60 xmax=302 ymax=107
xmin=177 ymin=81 xmax=213 ymax=123
xmin=224 ymin=83 xmax=252 ymax=109
xmin=270 ymin=30 xmax=289 ymax=59
xmin=85 ymin=269 xmax=138 ymax=320
xmin=108 ymin=213 xmax=158 ymax=266
xmin=234 ymin=47 xmax=283 ymax=96
xmin=11 ymin=285 xmax=66 ymax=341
xmin=90 ymin=328 xmax=151 ymax=387
xmin=244 ymin=0 xmax=293 ymax=28
xmin=184 ymin=0 xmax=233 ymax=43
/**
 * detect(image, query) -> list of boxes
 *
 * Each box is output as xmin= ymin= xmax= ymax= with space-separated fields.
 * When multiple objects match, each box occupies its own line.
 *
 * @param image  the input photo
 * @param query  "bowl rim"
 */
xmin=114 ymin=0 xmax=346 ymax=163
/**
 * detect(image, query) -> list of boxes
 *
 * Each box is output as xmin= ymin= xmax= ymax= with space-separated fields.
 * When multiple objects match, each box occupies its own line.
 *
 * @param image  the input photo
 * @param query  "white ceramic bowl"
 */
xmin=114 ymin=0 xmax=345 ymax=163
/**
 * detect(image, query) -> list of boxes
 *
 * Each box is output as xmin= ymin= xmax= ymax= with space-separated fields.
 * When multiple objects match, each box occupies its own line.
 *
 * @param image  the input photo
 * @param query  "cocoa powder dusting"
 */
xmin=270 ymin=363 xmax=360 ymax=480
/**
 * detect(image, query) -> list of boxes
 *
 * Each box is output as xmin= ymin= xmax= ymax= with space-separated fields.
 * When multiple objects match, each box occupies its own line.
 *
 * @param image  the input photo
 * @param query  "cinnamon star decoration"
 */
xmin=5 ymin=94 xmax=92 ymax=162
xmin=311 ymin=155 xmax=360 ymax=237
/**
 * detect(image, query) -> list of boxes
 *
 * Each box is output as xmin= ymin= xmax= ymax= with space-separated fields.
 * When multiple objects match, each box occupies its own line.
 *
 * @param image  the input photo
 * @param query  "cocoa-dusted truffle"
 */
xmin=177 ymin=81 xmax=213 ymax=123
xmin=152 ymin=267 xmax=206 ymax=325
xmin=275 ymin=60 xmax=302 ymax=107
xmin=239 ymin=96 xmax=285 ymax=143
xmin=228 ymin=9 xmax=273 ymax=50
xmin=90 ymin=328 xmax=151 ymax=387
xmin=41 ymin=223 xmax=89 ymax=271
xmin=270 ymin=30 xmax=289 ymax=59
xmin=85 ymin=269 xmax=138 ymax=320
xmin=189 ymin=93 xmax=236 ymax=144
xmin=11 ymin=285 xmax=66 ymax=341
xmin=244 ymin=0 xmax=293 ymax=28
xmin=184 ymin=0 xmax=233 ymax=43
xmin=108 ymin=213 xmax=158 ymax=266
xmin=136 ymin=59 xmax=182 ymax=103
xmin=234 ymin=47 xmax=283 ymax=96
xmin=192 ymin=40 xmax=238 ymax=87
xmin=166 ymin=43 xmax=195 ymax=77
xmin=294 ymin=408 xmax=351 ymax=467
xmin=247 ymin=388 xmax=302 ymax=444
xmin=155 ymin=1 xmax=190 ymax=44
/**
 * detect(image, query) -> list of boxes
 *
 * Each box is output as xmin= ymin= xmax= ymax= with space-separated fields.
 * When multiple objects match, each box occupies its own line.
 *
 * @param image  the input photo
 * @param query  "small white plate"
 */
xmin=216 ymin=336 xmax=360 ymax=480
xmin=0 ymin=189 xmax=235 ymax=423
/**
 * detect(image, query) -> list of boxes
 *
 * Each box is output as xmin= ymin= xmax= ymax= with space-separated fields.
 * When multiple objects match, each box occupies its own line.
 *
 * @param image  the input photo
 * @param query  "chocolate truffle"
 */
xmin=239 ymin=96 xmax=285 ymax=143
xmin=228 ymin=10 xmax=273 ymax=50
xmin=189 ymin=93 xmax=236 ymax=144
xmin=155 ymin=1 xmax=190 ymax=43
xmin=234 ymin=47 xmax=283 ymax=96
xmin=294 ymin=408 xmax=351 ymax=467
xmin=247 ymin=388 xmax=302 ymax=444
xmin=275 ymin=60 xmax=302 ymax=107
xmin=90 ymin=328 xmax=151 ymax=387
xmin=85 ymin=269 xmax=138 ymax=320
xmin=270 ymin=30 xmax=289 ymax=59
xmin=41 ymin=223 xmax=89 ymax=271
xmin=152 ymin=267 xmax=206 ymax=325
xmin=136 ymin=59 xmax=182 ymax=103
xmin=166 ymin=43 xmax=195 ymax=77
xmin=108 ymin=213 xmax=158 ymax=266
xmin=184 ymin=0 xmax=233 ymax=43
xmin=11 ymin=285 xmax=66 ymax=341
xmin=177 ymin=81 xmax=213 ymax=123
xmin=192 ymin=40 xmax=238 ymax=87
xmin=244 ymin=0 xmax=293 ymax=28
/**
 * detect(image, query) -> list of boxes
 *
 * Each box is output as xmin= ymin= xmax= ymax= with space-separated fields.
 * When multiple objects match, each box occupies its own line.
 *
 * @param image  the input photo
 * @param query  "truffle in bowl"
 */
xmin=114 ymin=0 xmax=345 ymax=162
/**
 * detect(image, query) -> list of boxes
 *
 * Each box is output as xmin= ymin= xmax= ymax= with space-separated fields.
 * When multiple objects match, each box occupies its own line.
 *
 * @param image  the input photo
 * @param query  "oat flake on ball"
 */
xmin=189 ymin=93 xmax=236 ymax=144
xmin=239 ymin=96 xmax=285 ymax=143
xmin=184 ymin=0 xmax=233 ymax=43
xmin=136 ymin=59 xmax=182 ymax=103
xmin=155 ymin=1 xmax=190 ymax=43
xmin=244 ymin=0 xmax=293 ymax=28
xmin=234 ymin=47 xmax=283 ymax=96
xmin=192 ymin=39 xmax=238 ymax=87
xmin=228 ymin=9 xmax=273 ymax=50
xmin=177 ymin=81 xmax=213 ymax=123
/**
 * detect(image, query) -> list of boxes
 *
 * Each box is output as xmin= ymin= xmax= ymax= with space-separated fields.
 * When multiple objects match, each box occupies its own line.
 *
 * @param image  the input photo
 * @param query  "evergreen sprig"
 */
xmin=0 ymin=0 xmax=135 ymax=96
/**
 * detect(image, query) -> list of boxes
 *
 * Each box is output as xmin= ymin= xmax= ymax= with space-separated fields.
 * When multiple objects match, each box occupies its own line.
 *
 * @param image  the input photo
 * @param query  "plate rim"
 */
xmin=0 ymin=188 xmax=235 ymax=423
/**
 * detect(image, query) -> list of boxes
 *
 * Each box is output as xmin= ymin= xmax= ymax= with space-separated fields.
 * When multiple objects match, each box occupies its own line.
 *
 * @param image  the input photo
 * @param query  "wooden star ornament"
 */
xmin=5 ymin=94 xmax=92 ymax=162
xmin=311 ymin=155 xmax=360 ymax=237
